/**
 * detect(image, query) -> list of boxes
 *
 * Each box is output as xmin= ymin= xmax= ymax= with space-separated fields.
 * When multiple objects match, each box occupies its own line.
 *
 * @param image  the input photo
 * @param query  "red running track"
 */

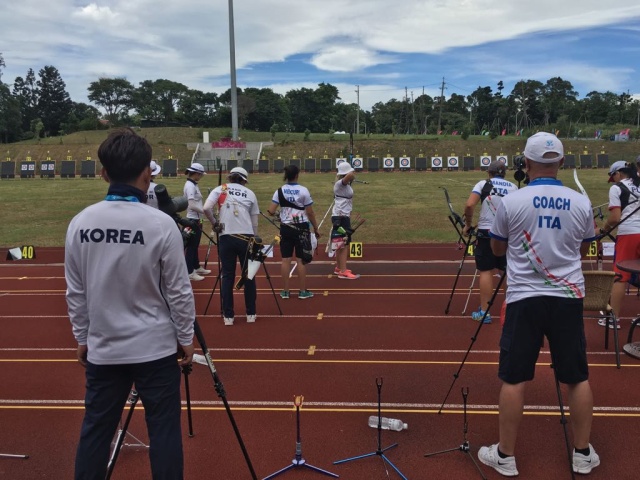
xmin=0 ymin=244 xmax=638 ymax=479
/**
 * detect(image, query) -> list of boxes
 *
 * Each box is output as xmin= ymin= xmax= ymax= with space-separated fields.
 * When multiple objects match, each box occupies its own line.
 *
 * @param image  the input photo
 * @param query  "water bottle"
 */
xmin=368 ymin=415 xmax=408 ymax=431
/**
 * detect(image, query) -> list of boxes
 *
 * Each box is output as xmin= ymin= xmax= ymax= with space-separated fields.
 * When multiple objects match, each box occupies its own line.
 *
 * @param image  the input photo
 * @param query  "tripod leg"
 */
xmin=182 ymin=365 xmax=194 ymax=437
xmin=193 ymin=320 xmax=257 ymax=480
xmin=549 ymin=353 xmax=577 ymax=480
xmin=462 ymin=269 xmax=478 ymax=315
xmin=106 ymin=390 xmax=139 ymax=480
xmin=203 ymin=272 xmax=222 ymax=316
xmin=262 ymin=263 xmax=283 ymax=316
xmin=445 ymin=227 xmax=474 ymax=314
xmin=439 ymin=272 xmax=506 ymax=412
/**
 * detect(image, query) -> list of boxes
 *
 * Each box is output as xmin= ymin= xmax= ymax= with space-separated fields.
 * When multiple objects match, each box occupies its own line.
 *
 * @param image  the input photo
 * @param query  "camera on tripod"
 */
xmin=154 ymin=184 xmax=193 ymax=244
xmin=513 ymin=154 xmax=528 ymax=185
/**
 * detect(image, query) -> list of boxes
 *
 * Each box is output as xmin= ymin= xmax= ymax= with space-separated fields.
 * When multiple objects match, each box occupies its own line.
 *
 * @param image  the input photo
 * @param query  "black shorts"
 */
xmin=498 ymin=296 xmax=589 ymax=385
xmin=474 ymin=233 xmax=506 ymax=272
xmin=279 ymin=223 xmax=310 ymax=259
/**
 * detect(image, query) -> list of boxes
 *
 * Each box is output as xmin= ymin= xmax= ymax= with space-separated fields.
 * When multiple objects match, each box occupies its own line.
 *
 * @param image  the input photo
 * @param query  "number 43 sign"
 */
xmin=349 ymin=242 xmax=363 ymax=258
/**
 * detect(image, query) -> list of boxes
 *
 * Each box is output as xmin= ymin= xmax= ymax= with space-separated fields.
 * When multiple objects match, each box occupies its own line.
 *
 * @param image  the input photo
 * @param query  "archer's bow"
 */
xmin=574 ymin=170 xmax=606 ymax=270
xmin=442 ymin=187 xmax=467 ymax=248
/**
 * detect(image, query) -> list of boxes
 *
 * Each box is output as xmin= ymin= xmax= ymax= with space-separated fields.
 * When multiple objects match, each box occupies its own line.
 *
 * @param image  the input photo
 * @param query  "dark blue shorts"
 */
xmin=499 ymin=296 xmax=589 ymax=385
xmin=279 ymin=223 xmax=310 ymax=259
xmin=474 ymin=233 xmax=506 ymax=272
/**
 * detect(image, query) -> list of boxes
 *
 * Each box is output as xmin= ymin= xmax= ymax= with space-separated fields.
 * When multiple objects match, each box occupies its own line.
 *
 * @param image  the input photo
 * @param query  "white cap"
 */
xmin=523 ymin=132 xmax=564 ymax=164
xmin=337 ymin=161 xmax=354 ymax=175
xmin=229 ymin=166 xmax=249 ymax=182
xmin=186 ymin=162 xmax=206 ymax=174
xmin=608 ymin=160 xmax=630 ymax=182
xmin=150 ymin=160 xmax=161 ymax=176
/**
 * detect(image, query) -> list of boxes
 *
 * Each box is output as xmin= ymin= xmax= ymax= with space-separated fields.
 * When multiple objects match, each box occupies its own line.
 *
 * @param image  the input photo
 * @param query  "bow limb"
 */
xmin=574 ymin=170 xmax=605 ymax=270
xmin=442 ymin=187 xmax=465 ymax=228
xmin=442 ymin=187 xmax=467 ymax=248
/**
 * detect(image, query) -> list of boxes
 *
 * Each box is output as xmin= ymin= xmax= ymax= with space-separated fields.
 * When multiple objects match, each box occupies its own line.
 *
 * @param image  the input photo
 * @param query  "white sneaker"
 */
xmin=223 ymin=317 xmax=234 ymax=326
xmin=478 ymin=444 xmax=518 ymax=477
xmin=188 ymin=272 xmax=204 ymax=281
xmin=573 ymin=444 xmax=600 ymax=474
xmin=597 ymin=318 xmax=620 ymax=329
xmin=247 ymin=314 xmax=256 ymax=323
xmin=195 ymin=267 xmax=211 ymax=275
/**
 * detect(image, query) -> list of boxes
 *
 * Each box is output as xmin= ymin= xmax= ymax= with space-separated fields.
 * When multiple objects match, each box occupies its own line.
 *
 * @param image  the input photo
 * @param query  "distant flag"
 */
xmin=452 ymin=131 xmax=458 ymax=135
xmin=501 ymin=129 xmax=506 ymax=136
xmin=555 ymin=129 xmax=560 ymax=136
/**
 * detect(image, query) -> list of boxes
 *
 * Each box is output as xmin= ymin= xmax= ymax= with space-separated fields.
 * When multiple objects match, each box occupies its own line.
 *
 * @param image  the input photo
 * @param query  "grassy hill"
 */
xmin=3 ymin=127 xmax=639 ymax=165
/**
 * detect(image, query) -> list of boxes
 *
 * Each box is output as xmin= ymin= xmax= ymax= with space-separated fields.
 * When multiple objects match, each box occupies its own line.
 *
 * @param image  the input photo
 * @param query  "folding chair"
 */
xmin=582 ymin=271 xmax=621 ymax=368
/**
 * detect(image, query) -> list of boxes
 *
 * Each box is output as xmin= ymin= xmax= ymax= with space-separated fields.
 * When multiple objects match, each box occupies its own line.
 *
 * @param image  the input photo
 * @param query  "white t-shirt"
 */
xmin=184 ymin=179 xmax=204 ymax=220
xmin=65 ymin=199 xmax=195 ymax=365
xmin=270 ymin=183 xmax=313 ymax=225
xmin=490 ymin=178 xmax=596 ymax=303
xmin=146 ymin=181 xmax=159 ymax=209
xmin=471 ymin=177 xmax=518 ymax=230
xmin=204 ymin=183 xmax=260 ymax=236
xmin=608 ymin=178 xmax=640 ymax=235
xmin=333 ymin=179 xmax=353 ymax=216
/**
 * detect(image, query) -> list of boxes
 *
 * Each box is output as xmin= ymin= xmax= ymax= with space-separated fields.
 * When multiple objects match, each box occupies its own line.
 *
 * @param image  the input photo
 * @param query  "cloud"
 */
xmin=0 ymin=1 xmax=638 ymax=111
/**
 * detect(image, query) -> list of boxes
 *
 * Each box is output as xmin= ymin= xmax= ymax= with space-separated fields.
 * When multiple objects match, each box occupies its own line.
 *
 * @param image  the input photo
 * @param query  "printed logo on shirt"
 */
xmin=79 ymin=229 xmax=145 ymax=244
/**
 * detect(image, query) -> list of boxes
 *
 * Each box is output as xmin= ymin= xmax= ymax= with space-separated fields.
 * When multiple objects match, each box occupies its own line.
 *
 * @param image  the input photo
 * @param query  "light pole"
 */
xmin=228 ymin=0 xmax=239 ymax=141
xmin=515 ymin=110 xmax=521 ymax=134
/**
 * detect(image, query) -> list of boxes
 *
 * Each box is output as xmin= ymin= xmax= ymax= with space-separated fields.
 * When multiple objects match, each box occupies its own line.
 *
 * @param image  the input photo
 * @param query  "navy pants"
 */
xmin=219 ymin=234 xmax=257 ymax=318
xmin=184 ymin=221 xmax=203 ymax=274
xmin=74 ymin=354 xmax=183 ymax=480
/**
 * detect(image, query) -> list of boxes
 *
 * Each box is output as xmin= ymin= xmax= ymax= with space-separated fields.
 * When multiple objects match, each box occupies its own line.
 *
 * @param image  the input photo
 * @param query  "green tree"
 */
xmin=12 ymin=68 xmax=39 ymax=133
xmin=133 ymin=79 xmax=189 ymax=123
xmin=176 ymin=89 xmax=219 ymax=126
xmin=509 ymin=80 xmax=544 ymax=130
xmin=0 ymin=83 xmax=22 ymax=142
xmin=242 ymin=88 xmax=289 ymax=132
xmin=87 ymin=77 xmax=134 ymax=123
xmin=540 ymin=77 xmax=578 ymax=125
xmin=37 ymin=65 xmax=72 ymax=136
xmin=0 ymin=52 xmax=5 ymax=83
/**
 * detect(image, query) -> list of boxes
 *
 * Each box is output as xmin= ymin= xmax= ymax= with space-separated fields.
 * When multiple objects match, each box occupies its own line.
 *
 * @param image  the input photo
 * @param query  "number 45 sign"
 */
xmin=349 ymin=242 xmax=363 ymax=257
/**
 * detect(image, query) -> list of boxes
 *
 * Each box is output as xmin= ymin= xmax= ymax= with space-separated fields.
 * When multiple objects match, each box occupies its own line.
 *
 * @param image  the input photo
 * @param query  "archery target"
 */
xmin=352 ymin=157 xmax=363 ymax=169
xmin=497 ymin=155 xmax=508 ymax=166
xmin=399 ymin=157 xmax=410 ymax=168
xmin=431 ymin=157 xmax=443 ymax=168
xmin=448 ymin=156 xmax=459 ymax=168
xmin=336 ymin=158 xmax=346 ymax=168
xmin=480 ymin=156 xmax=491 ymax=167
xmin=383 ymin=157 xmax=394 ymax=168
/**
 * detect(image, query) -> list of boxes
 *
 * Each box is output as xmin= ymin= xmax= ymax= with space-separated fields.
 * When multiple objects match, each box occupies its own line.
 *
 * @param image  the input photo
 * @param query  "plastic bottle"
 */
xmin=367 ymin=415 xmax=408 ymax=431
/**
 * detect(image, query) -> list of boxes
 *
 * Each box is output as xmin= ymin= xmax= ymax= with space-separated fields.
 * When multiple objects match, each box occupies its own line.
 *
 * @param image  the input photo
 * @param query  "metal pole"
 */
xmin=228 ymin=0 xmax=239 ymax=141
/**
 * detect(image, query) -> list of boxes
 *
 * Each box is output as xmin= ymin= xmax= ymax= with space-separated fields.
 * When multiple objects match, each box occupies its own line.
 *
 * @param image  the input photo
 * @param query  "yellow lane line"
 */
xmin=0 ymin=405 xmax=637 ymax=418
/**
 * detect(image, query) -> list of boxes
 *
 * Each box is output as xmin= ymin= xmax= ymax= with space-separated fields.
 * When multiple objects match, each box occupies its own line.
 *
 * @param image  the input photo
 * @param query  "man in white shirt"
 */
xmin=479 ymin=132 xmax=599 ymax=477
xmin=65 ymin=128 xmax=195 ymax=479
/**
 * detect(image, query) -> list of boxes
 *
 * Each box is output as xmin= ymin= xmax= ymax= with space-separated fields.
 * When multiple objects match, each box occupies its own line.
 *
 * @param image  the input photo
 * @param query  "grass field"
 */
xmin=0 ymin=167 xmax=612 ymax=248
